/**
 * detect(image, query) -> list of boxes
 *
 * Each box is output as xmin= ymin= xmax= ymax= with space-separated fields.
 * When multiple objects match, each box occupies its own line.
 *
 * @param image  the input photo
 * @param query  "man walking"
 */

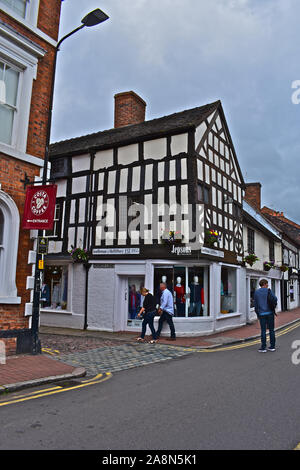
xmin=254 ymin=279 xmax=277 ymax=353
xmin=156 ymin=283 xmax=176 ymax=341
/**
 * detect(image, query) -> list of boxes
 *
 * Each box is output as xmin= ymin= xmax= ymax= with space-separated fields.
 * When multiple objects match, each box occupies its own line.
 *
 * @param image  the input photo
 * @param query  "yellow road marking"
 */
xmin=294 ymin=442 xmax=300 ymax=450
xmin=81 ymin=373 xmax=103 ymax=383
xmin=0 ymin=373 xmax=112 ymax=408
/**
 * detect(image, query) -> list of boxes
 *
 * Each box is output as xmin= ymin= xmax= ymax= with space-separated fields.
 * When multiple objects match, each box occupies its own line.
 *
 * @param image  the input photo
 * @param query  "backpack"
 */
xmin=267 ymin=288 xmax=277 ymax=315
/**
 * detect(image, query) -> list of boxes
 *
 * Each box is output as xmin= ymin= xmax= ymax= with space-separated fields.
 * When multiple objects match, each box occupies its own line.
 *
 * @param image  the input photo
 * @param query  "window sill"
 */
xmin=40 ymin=308 xmax=72 ymax=315
xmin=0 ymin=296 xmax=21 ymax=304
xmin=217 ymin=312 xmax=241 ymax=320
xmin=0 ymin=142 xmax=44 ymax=167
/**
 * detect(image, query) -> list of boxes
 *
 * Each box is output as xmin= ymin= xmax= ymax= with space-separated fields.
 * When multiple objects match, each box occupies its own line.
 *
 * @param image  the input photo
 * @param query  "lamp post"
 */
xmin=31 ymin=9 xmax=109 ymax=354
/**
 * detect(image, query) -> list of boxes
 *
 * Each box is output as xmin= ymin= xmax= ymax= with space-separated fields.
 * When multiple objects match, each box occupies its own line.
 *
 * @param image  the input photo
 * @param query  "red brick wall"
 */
xmin=0 ymin=1 xmax=62 ymax=354
xmin=114 ymin=91 xmax=147 ymax=128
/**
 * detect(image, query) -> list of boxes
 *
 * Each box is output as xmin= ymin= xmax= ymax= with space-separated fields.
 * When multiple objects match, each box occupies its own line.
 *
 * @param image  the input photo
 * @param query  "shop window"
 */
xmin=290 ymin=281 xmax=294 ymax=302
xmin=43 ymin=266 xmax=69 ymax=310
xmin=197 ymin=184 xmax=210 ymax=204
xmin=250 ymin=278 xmax=258 ymax=308
xmin=127 ymin=276 xmax=144 ymax=327
xmin=45 ymin=200 xmax=63 ymax=239
xmin=221 ymin=267 xmax=237 ymax=314
xmin=153 ymin=265 xmax=209 ymax=318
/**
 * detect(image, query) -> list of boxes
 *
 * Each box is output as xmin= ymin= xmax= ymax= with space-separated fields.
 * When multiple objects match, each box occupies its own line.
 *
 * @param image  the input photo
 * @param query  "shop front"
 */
xmin=246 ymin=268 xmax=282 ymax=323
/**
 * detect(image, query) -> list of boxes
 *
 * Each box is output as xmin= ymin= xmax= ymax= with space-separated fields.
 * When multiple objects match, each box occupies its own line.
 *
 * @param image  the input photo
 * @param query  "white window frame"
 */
xmin=0 ymin=190 xmax=21 ymax=304
xmin=0 ymin=0 xmax=40 ymax=27
xmin=0 ymin=20 xmax=45 ymax=159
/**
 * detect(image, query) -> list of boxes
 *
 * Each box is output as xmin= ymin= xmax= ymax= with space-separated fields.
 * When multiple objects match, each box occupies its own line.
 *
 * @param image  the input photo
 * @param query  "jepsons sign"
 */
xmin=22 ymin=185 xmax=57 ymax=230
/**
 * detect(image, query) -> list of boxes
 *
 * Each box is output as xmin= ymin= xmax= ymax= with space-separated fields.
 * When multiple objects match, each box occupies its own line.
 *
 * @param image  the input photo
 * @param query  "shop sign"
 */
xmin=38 ymin=236 xmax=49 ymax=255
xmin=93 ymin=264 xmax=115 ymax=269
xmin=201 ymin=246 xmax=225 ymax=258
xmin=171 ymin=245 xmax=192 ymax=256
xmin=22 ymin=184 xmax=57 ymax=230
xmin=93 ymin=248 xmax=140 ymax=255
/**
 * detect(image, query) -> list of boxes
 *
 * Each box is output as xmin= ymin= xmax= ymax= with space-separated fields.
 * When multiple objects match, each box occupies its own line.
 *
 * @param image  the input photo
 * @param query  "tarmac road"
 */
xmin=0 ymin=324 xmax=300 ymax=451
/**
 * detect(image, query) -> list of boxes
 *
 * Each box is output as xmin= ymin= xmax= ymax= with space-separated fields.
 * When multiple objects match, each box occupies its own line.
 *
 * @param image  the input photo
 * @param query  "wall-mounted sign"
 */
xmin=201 ymin=246 xmax=225 ymax=258
xmin=171 ymin=245 xmax=192 ymax=256
xmin=22 ymin=185 xmax=57 ymax=230
xmin=93 ymin=248 xmax=140 ymax=255
xmin=38 ymin=236 xmax=49 ymax=255
xmin=93 ymin=264 xmax=115 ymax=269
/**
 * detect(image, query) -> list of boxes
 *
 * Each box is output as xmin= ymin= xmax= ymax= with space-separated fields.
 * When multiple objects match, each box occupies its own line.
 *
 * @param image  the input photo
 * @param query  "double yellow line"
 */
xmin=0 ymin=372 xmax=112 ymax=408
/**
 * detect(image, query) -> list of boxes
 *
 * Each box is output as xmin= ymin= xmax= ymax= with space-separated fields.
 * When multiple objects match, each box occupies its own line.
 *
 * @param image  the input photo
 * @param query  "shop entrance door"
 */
xmin=126 ymin=276 xmax=145 ymax=328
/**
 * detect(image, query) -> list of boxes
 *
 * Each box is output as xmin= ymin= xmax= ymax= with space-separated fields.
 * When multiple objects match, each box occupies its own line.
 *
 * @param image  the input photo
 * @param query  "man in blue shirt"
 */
xmin=254 ymin=279 xmax=277 ymax=353
xmin=156 ymin=283 xmax=176 ymax=341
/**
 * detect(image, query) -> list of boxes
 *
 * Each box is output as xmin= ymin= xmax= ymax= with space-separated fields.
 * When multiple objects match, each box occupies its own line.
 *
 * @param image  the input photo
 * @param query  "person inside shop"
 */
xmin=156 ymin=282 xmax=176 ymax=341
xmin=129 ymin=284 xmax=141 ymax=319
xmin=41 ymin=283 xmax=50 ymax=308
xmin=136 ymin=287 xmax=157 ymax=343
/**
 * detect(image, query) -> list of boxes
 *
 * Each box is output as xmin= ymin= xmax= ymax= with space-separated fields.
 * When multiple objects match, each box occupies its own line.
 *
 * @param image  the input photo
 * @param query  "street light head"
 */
xmin=81 ymin=8 xmax=109 ymax=27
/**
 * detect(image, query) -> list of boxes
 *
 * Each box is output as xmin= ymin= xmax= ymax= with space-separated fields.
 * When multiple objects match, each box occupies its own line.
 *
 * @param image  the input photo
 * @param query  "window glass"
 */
xmin=127 ymin=276 xmax=144 ymax=327
xmin=154 ymin=265 xmax=210 ymax=318
xmin=43 ymin=266 xmax=69 ymax=310
xmin=250 ymin=278 xmax=258 ymax=308
xmin=0 ymin=61 xmax=19 ymax=145
xmin=0 ymin=208 xmax=3 ymax=245
xmin=1 ymin=0 xmax=27 ymax=18
xmin=221 ymin=267 xmax=237 ymax=314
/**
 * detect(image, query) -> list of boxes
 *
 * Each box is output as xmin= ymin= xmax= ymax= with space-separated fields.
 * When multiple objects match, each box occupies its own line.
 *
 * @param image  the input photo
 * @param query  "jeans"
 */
xmin=259 ymin=313 xmax=275 ymax=349
xmin=140 ymin=311 xmax=157 ymax=340
xmin=156 ymin=311 xmax=176 ymax=339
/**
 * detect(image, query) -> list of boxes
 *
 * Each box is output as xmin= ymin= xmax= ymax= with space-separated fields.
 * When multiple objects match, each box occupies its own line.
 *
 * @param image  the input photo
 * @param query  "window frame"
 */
xmin=247 ymin=227 xmax=255 ymax=254
xmin=0 ymin=0 xmax=40 ymax=26
xmin=0 ymin=190 xmax=21 ymax=304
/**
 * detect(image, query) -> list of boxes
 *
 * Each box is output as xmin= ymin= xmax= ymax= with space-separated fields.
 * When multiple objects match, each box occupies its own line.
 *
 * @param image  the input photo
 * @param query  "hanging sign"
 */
xmin=22 ymin=185 xmax=57 ymax=230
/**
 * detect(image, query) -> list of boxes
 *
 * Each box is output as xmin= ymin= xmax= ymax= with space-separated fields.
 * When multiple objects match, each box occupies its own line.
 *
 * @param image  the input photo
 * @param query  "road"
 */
xmin=0 ymin=324 xmax=300 ymax=450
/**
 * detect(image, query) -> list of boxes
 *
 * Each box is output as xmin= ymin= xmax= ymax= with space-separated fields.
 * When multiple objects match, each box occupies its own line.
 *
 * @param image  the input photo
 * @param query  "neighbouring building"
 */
xmin=41 ymin=91 xmax=248 ymax=337
xmin=261 ymin=207 xmax=300 ymax=311
xmin=0 ymin=0 xmax=62 ymax=353
xmin=242 ymin=193 xmax=282 ymax=323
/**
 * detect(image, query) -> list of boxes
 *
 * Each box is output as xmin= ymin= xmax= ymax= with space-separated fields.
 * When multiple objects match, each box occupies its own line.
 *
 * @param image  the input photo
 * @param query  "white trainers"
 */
xmin=268 ymin=347 xmax=276 ymax=352
xmin=258 ymin=349 xmax=267 ymax=353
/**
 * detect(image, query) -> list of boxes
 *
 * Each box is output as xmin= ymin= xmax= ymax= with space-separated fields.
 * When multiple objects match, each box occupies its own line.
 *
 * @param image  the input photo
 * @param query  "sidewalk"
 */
xmin=1 ymin=309 xmax=300 ymax=393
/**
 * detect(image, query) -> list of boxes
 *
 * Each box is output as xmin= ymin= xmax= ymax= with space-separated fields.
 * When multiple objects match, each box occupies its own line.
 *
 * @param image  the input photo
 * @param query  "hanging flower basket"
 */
xmin=243 ymin=254 xmax=259 ymax=267
xmin=69 ymin=246 xmax=89 ymax=263
xmin=204 ymin=230 xmax=221 ymax=248
xmin=279 ymin=264 xmax=288 ymax=272
xmin=263 ymin=261 xmax=275 ymax=271
xmin=161 ymin=230 xmax=184 ymax=245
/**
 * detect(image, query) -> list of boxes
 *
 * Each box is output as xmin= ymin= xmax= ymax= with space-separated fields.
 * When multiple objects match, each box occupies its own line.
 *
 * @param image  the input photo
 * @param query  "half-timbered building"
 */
xmin=42 ymin=91 xmax=247 ymax=336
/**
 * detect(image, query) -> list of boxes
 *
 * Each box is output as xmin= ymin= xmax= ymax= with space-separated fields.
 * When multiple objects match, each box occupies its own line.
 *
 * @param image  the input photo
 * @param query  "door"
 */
xmin=126 ymin=276 xmax=145 ymax=329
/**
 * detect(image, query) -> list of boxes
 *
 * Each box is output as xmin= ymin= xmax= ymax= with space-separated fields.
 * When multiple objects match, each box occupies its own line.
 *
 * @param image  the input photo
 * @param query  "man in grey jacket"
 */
xmin=254 ymin=279 xmax=277 ymax=353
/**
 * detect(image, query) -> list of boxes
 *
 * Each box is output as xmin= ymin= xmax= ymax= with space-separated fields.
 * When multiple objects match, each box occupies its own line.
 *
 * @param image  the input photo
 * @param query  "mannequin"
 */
xmin=156 ymin=275 xmax=172 ymax=306
xmin=189 ymin=276 xmax=202 ymax=316
xmin=174 ymin=277 xmax=185 ymax=316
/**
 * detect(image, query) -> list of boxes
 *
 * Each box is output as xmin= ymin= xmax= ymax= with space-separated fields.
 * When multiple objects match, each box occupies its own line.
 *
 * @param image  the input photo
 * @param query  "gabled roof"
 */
xmin=50 ymin=100 xmax=221 ymax=158
xmin=262 ymin=207 xmax=300 ymax=248
xmin=243 ymin=201 xmax=282 ymax=241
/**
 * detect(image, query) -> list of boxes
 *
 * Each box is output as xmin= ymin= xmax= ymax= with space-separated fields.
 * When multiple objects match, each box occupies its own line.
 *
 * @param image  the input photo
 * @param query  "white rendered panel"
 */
xmin=107 ymin=171 xmax=116 ymax=194
xmin=118 ymin=144 xmax=138 ymax=166
xmin=119 ymin=168 xmax=128 ymax=193
xmin=171 ymin=133 xmax=188 ymax=155
xmin=169 ymin=160 xmax=176 ymax=180
xmin=158 ymin=162 xmax=165 ymax=182
xmin=98 ymin=172 xmax=104 ymax=191
xmin=181 ymin=159 xmax=187 ymax=179
xmin=72 ymin=176 xmax=86 ymax=194
xmin=181 ymin=185 xmax=189 ymax=214
xmin=94 ymin=149 xmax=114 ymax=170
xmin=144 ymin=138 xmax=167 ymax=161
xmin=145 ymin=164 xmax=153 ymax=190
xmin=197 ymin=160 xmax=203 ymax=180
xmin=72 ymin=154 xmax=90 ymax=173
xmin=195 ymin=122 xmax=207 ymax=148
xmin=132 ymin=166 xmax=141 ymax=191
xmin=56 ymin=180 xmax=66 ymax=198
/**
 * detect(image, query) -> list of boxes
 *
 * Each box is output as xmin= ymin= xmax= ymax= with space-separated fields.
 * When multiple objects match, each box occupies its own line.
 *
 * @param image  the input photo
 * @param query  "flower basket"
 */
xmin=69 ymin=246 xmax=89 ymax=263
xmin=279 ymin=265 xmax=288 ymax=272
xmin=204 ymin=230 xmax=220 ymax=248
xmin=263 ymin=261 xmax=275 ymax=271
xmin=161 ymin=230 xmax=184 ymax=245
xmin=243 ymin=254 xmax=259 ymax=267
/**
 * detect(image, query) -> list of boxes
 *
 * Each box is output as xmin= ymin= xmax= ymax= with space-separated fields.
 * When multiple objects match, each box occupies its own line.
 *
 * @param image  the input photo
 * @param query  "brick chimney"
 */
xmin=244 ymin=182 xmax=262 ymax=210
xmin=114 ymin=91 xmax=147 ymax=128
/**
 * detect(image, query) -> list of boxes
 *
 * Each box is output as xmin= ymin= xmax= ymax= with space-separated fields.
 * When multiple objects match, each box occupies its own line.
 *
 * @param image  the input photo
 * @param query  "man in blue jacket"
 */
xmin=254 ymin=279 xmax=277 ymax=353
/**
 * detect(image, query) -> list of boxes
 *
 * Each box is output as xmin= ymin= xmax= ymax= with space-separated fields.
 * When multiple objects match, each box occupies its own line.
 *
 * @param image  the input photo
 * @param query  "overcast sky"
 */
xmin=51 ymin=0 xmax=300 ymax=224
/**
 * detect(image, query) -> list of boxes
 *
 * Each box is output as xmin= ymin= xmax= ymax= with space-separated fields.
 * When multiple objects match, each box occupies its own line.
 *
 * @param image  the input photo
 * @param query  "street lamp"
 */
xmin=31 ymin=8 xmax=109 ymax=354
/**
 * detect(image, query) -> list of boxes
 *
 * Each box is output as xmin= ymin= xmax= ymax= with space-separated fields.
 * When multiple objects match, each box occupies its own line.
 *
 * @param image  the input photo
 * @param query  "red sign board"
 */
xmin=22 ymin=184 xmax=57 ymax=230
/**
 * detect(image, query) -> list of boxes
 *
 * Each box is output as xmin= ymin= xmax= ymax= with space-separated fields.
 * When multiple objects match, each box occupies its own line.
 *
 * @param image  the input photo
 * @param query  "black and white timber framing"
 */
xmin=48 ymin=100 xmax=245 ymax=262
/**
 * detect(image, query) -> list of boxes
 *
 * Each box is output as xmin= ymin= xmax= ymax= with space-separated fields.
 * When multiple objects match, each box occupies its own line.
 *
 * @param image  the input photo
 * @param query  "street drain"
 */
xmin=57 ymin=380 xmax=81 ymax=388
